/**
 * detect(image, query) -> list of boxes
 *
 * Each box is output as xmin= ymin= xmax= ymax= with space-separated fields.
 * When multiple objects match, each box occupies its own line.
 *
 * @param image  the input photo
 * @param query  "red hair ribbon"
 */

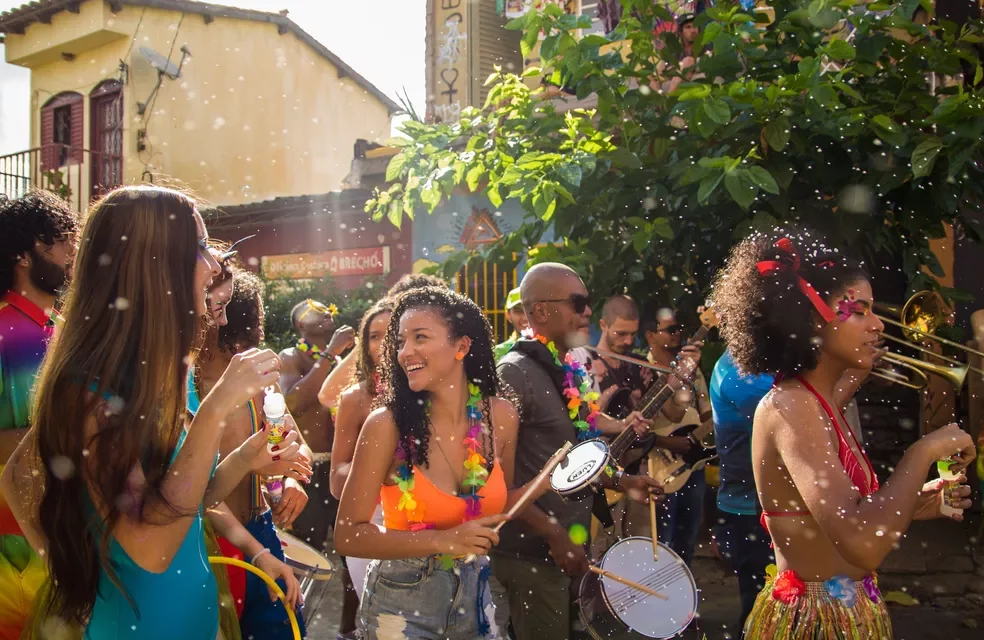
xmin=756 ymin=238 xmax=837 ymax=324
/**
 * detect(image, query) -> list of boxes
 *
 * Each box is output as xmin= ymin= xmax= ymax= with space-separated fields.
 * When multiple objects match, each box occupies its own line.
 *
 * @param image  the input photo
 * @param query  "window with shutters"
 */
xmin=40 ymin=92 xmax=83 ymax=170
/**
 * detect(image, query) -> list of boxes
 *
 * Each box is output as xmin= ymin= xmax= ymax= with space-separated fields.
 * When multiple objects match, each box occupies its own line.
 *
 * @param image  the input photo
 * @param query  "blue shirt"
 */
xmin=709 ymin=351 xmax=774 ymax=516
xmin=86 ymin=428 xmax=219 ymax=639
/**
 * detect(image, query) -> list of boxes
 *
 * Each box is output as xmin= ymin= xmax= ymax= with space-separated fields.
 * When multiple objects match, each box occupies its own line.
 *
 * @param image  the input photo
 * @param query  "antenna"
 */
xmin=137 ymin=45 xmax=192 ymax=115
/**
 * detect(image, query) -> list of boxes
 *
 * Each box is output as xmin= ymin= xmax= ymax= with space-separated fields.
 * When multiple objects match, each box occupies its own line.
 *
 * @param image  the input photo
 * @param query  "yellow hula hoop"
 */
xmin=208 ymin=555 xmax=302 ymax=640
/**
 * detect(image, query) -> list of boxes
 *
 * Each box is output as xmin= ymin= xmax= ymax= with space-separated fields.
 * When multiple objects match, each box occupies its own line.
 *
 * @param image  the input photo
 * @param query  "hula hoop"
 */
xmin=208 ymin=555 xmax=302 ymax=640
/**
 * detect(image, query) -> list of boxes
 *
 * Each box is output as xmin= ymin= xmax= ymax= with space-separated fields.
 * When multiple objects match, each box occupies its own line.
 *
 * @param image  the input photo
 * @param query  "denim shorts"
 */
xmin=361 ymin=555 xmax=501 ymax=640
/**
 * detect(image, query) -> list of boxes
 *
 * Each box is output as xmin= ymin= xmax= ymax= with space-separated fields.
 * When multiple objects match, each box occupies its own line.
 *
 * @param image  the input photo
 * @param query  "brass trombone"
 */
xmin=871 ymin=291 xmax=984 ymax=390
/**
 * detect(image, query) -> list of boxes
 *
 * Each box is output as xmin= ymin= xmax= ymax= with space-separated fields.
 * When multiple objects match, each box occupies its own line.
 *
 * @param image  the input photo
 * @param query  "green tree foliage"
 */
xmin=367 ymin=0 xmax=984 ymax=311
xmin=261 ymin=275 xmax=385 ymax=353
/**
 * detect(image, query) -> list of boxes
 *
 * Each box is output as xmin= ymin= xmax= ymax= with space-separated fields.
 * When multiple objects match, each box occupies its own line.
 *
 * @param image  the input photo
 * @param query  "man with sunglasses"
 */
xmin=493 ymin=263 xmax=661 ymax=640
xmin=278 ymin=298 xmax=355 ymax=555
xmin=625 ymin=306 xmax=710 ymax=568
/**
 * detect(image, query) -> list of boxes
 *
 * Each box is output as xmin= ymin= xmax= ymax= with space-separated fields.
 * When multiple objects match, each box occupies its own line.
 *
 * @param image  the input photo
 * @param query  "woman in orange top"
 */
xmin=336 ymin=287 xmax=547 ymax=639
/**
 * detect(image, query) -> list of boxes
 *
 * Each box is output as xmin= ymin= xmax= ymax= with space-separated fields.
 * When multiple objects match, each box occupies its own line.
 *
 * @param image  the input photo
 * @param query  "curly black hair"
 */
xmin=379 ymin=286 xmax=498 ymax=470
xmin=354 ymin=297 xmax=395 ymax=396
xmin=711 ymin=229 xmax=868 ymax=378
xmin=218 ymin=269 xmax=265 ymax=354
xmin=0 ymin=190 xmax=79 ymax=293
xmin=386 ymin=273 xmax=447 ymax=298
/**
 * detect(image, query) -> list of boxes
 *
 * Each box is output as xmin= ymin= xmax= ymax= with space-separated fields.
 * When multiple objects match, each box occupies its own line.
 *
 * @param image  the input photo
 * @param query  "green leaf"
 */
xmin=701 ymin=22 xmax=722 ymax=48
xmin=763 ymin=117 xmax=790 ymax=151
xmin=826 ymin=39 xmax=856 ymax=61
xmin=747 ymin=166 xmax=780 ymax=195
xmin=488 ymin=186 xmax=503 ymax=208
xmin=385 ymin=153 xmax=406 ymax=182
xmin=674 ymin=84 xmax=712 ymax=102
xmin=543 ymin=198 xmax=557 ymax=221
xmin=651 ymin=217 xmax=674 ymax=239
xmin=703 ymin=99 xmax=732 ymax=125
xmin=947 ymin=143 xmax=978 ymax=179
xmin=834 ymin=81 xmax=864 ymax=103
xmin=556 ymin=163 xmax=583 ymax=188
xmin=810 ymin=84 xmax=841 ymax=108
xmin=911 ymin=137 xmax=944 ymax=178
xmin=466 ymin=165 xmax=484 ymax=192
xmin=387 ymin=199 xmax=403 ymax=229
xmin=540 ymin=34 xmax=560 ymax=61
xmin=871 ymin=114 xmax=907 ymax=146
xmin=610 ymin=148 xmax=643 ymax=170
xmin=632 ymin=230 xmax=649 ymax=253
xmin=725 ymin=173 xmax=757 ymax=210
xmin=697 ymin=173 xmax=724 ymax=203
xmin=976 ymin=64 xmax=983 ymax=87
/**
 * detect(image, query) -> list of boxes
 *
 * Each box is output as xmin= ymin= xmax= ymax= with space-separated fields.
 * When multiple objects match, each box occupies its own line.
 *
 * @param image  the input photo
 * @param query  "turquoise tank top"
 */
xmin=187 ymin=368 xmax=201 ymax=416
xmin=84 ymin=429 xmax=219 ymax=639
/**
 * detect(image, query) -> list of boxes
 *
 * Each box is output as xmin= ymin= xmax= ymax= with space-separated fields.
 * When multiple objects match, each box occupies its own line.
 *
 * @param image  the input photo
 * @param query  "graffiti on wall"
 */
xmin=430 ymin=0 xmax=470 ymax=124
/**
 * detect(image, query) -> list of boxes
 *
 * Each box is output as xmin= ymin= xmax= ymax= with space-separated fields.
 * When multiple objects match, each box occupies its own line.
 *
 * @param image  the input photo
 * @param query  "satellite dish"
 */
xmin=136 ymin=45 xmax=192 ymax=115
xmin=139 ymin=46 xmax=181 ymax=78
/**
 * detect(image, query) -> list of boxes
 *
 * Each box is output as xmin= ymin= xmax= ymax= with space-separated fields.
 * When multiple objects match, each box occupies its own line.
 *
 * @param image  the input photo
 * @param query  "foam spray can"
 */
xmin=937 ymin=460 xmax=963 ymax=519
xmin=263 ymin=386 xmax=288 ymax=505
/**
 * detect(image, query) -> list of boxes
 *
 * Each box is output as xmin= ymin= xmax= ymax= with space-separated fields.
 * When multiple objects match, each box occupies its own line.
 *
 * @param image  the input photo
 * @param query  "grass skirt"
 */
xmin=743 ymin=570 xmax=893 ymax=640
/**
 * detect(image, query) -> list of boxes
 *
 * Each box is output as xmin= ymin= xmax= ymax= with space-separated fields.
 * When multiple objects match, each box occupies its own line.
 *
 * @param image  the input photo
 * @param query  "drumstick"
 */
xmin=648 ymin=456 xmax=659 ymax=562
xmin=590 ymin=565 xmax=668 ymax=601
xmin=494 ymin=441 xmax=574 ymax=533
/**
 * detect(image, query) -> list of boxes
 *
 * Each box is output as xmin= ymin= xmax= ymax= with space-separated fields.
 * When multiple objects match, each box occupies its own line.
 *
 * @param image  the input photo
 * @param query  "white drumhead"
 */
xmin=599 ymin=537 xmax=697 ymax=638
xmin=278 ymin=529 xmax=334 ymax=580
xmin=550 ymin=440 xmax=610 ymax=494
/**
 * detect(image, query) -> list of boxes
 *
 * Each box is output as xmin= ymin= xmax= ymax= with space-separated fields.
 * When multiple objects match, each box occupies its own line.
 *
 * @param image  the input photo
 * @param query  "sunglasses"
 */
xmin=298 ymin=299 xmax=339 ymax=323
xmin=662 ymin=324 xmax=683 ymax=335
xmin=537 ymin=293 xmax=590 ymax=315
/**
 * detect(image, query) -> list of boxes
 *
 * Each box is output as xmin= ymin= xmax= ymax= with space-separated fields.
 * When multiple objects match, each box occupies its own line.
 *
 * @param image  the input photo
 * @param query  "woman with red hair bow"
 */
xmin=710 ymin=230 xmax=975 ymax=639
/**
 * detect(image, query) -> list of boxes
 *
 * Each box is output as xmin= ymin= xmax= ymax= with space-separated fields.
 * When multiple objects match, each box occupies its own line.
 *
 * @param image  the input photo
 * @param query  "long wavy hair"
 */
xmin=353 ymin=298 xmax=395 ymax=397
xmin=33 ymin=186 xmax=206 ymax=625
xmin=379 ymin=287 xmax=498 ymax=469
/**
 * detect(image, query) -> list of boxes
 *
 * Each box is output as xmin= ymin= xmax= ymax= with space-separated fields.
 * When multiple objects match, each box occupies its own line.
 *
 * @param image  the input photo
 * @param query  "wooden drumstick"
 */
xmin=590 ymin=566 xmax=668 ymax=601
xmin=494 ymin=441 xmax=574 ymax=533
xmin=648 ymin=456 xmax=659 ymax=561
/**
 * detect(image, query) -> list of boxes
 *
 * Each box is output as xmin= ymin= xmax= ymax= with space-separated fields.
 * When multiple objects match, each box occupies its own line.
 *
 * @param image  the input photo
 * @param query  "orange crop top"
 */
xmin=380 ymin=463 xmax=507 ymax=531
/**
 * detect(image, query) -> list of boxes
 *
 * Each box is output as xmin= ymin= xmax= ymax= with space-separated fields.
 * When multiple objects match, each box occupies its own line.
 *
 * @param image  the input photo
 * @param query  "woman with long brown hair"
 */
xmin=0 ymin=186 xmax=301 ymax=638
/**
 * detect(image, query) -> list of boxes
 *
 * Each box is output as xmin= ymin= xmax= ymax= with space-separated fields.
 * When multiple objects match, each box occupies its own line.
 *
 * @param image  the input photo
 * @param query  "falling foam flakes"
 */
xmin=114 ymin=297 xmax=130 ymax=311
xmin=50 ymin=456 xmax=75 ymax=480
xmin=248 ymin=256 xmax=259 ymax=267
xmin=97 ymin=253 xmax=112 ymax=266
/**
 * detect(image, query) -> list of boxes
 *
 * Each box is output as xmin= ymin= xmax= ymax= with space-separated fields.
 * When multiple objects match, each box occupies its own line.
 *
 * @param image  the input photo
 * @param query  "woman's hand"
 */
xmin=431 ymin=514 xmax=509 ymax=556
xmin=273 ymin=478 xmax=309 ymax=528
xmin=914 ymin=475 xmax=973 ymax=522
xmin=208 ymin=348 xmax=282 ymax=412
xmin=254 ymin=551 xmax=303 ymax=610
xmin=918 ymin=423 xmax=977 ymax=471
xmin=237 ymin=429 xmax=310 ymax=482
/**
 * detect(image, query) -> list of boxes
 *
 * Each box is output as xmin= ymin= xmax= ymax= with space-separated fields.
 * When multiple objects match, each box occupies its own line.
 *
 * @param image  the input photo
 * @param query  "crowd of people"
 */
xmin=0 ymin=185 xmax=976 ymax=640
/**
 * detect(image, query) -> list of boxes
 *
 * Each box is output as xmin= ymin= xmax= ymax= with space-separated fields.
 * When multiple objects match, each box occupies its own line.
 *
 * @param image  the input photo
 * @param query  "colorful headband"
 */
xmin=756 ymin=238 xmax=837 ymax=324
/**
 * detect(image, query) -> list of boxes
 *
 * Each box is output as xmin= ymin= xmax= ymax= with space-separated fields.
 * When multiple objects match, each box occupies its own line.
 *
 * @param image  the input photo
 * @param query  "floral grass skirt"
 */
xmin=743 ymin=570 xmax=893 ymax=639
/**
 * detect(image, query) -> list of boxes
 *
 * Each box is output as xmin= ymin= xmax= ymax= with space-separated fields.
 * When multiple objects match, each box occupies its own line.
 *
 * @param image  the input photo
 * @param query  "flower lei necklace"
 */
xmin=296 ymin=338 xmax=323 ymax=360
xmin=523 ymin=329 xmax=601 ymax=441
xmin=393 ymin=382 xmax=489 ymax=567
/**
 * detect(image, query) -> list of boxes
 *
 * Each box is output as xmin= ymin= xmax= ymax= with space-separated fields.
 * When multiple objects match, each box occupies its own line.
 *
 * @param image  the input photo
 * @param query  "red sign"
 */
xmin=262 ymin=246 xmax=391 ymax=280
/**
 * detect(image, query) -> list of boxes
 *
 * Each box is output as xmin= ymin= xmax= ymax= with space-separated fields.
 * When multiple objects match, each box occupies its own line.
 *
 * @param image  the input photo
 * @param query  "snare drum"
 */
xmin=579 ymin=537 xmax=697 ymax=639
xmin=550 ymin=439 xmax=614 ymax=500
xmin=278 ymin=529 xmax=335 ymax=612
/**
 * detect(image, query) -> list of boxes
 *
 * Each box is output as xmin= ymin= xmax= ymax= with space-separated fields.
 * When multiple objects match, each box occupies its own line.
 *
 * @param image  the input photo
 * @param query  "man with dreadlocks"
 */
xmin=0 ymin=191 xmax=78 ymax=639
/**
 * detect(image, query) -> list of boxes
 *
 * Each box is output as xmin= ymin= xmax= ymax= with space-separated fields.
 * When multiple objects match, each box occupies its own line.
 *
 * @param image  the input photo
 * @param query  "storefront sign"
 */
xmin=262 ymin=246 xmax=391 ymax=280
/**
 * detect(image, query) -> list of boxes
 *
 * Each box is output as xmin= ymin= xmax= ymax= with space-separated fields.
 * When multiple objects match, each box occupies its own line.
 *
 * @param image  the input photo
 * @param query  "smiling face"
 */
xmin=208 ymin=274 xmax=234 ymax=327
xmin=397 ymin=306 xmax=470 ymax=393
xmin=368 ymin=311 xmax=391 ymax=368
xmin=194 ymin=213 xmax=221 ymax=318
xmin=819 ymin=279 xmax=884 ymax=370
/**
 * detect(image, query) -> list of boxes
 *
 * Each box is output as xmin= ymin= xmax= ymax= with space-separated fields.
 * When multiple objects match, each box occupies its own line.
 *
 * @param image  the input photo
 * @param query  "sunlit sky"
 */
xmin=0 ymin=0 xmax=425 ymax=155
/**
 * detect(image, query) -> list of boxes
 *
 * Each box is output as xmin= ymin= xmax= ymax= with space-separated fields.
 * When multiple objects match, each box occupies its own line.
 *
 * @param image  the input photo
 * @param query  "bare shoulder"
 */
xmin=489 ymin=396 xmax=518 ymax=425
xmin=757 ymin=385 xmax=839 ymax=452
xmin=278 ymin=347 xmax=302 ymax=369
xmin=339 ymin=381 xmax=371 ymax=406
xmin=361 ymin=407 xmax=398 ymax=440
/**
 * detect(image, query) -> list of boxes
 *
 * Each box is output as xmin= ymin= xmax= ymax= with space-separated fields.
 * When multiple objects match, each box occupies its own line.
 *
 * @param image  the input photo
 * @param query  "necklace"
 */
xmin=524 ymin=330 xmax=601 ymax=441
xmin=296 ymin=338 xmax=323 ymax=360
xmin=393 ymin=382 xmax=490 ymax=567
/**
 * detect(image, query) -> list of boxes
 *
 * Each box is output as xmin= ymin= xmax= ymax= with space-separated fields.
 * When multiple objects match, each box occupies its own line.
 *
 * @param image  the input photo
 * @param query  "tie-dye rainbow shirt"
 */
xmin=0 ymin=290 xmax=55 ymax=640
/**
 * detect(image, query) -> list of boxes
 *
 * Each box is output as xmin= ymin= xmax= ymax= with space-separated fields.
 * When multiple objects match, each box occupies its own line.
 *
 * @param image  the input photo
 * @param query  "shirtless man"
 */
xmin=279 ymin=298 xmax=355 ymax=553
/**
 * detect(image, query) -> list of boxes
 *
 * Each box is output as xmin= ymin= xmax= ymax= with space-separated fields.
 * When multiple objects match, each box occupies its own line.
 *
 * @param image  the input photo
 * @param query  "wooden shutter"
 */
xmin=474 ymin=1 xmax=523 ymax=105
xmin=40 ymin=105 xmax=56 ymax=170
xmin=70 ymin=98 xmax=84 ymax=164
